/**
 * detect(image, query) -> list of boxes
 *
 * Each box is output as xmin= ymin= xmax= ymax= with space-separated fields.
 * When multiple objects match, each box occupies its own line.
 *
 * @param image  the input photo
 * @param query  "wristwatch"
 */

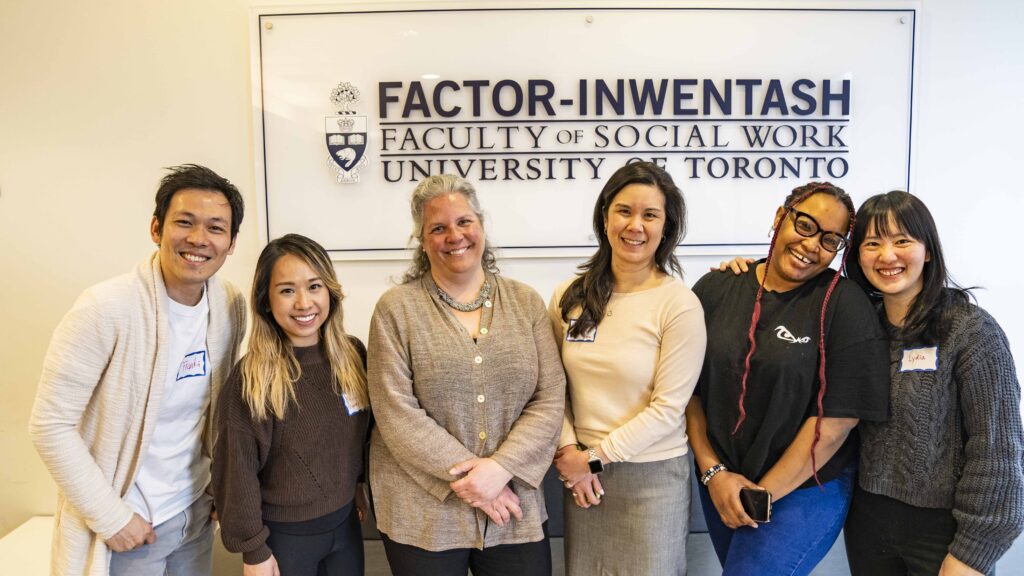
xmin=587 ymin=447 xmax=604 ymax=474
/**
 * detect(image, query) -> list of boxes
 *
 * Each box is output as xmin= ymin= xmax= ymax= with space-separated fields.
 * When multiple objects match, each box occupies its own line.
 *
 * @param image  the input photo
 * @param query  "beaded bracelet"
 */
xmin=700 ymin=463 xmax=728 ymax=486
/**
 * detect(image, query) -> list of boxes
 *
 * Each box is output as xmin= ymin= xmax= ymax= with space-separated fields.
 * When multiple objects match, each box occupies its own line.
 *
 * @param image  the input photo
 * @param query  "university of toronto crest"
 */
xmin=325 ymin=81 xmax=368 ymax=183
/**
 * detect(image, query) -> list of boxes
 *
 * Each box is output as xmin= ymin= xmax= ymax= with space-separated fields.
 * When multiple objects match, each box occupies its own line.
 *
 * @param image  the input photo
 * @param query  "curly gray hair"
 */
xmin=401 ymin=174 xmax=499 ymax=283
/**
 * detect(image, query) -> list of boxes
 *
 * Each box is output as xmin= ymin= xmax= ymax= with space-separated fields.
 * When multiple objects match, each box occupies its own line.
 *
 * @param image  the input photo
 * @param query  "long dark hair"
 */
xmin=559 ymin=162 xmax=687 ymax=338
xmin=845 ymin=190 xmax=970 ymax=344
xmin=736 ymin=182 xmax=855 ymax=485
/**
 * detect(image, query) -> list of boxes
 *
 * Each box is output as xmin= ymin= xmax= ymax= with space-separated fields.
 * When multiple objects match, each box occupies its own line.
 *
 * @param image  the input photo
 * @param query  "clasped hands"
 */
xmin=449 ymin=457 xmax=522 ymax=526
xmin=553 ymin=445 xmax=604 ymax=509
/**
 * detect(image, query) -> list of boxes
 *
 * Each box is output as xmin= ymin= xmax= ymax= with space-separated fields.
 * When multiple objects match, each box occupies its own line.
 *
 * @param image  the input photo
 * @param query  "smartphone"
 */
xmin=739 ymin=488 xmax=772 ymax=523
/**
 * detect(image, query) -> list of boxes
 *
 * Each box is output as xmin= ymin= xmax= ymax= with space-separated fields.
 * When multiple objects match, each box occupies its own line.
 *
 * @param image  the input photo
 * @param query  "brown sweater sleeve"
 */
xmin=212 ymin=363 xmax=274 ymax=565
xmin=489 ymin=283 xmax=566 ymax=488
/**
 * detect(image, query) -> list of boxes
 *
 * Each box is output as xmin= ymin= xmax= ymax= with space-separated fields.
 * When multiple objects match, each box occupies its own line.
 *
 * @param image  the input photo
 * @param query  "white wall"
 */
xmin=1 ymin=0 xmax=1021 ymax=551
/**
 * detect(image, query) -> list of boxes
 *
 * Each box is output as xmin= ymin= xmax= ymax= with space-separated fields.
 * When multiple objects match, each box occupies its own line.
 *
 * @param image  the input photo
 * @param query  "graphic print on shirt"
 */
xmin=774 ymin=325 xmax=811 ymax=344
xmin=176 ymin=350 xmax=207 ymax=380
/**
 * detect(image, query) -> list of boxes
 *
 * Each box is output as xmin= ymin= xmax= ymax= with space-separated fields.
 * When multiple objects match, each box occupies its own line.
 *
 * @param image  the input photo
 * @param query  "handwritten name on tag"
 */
xmin=176 ymin=350 xmax=207 ymax=380
xmin=566 ymin=319 xmax=596 ymax=343
xmin=900 ymin=346 xmax=938 ymax=372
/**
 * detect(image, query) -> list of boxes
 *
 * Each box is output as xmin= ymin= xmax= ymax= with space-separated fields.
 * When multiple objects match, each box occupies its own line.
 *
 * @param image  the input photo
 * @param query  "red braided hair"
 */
xmin=733 ymin=182 xmax=855 ymax=487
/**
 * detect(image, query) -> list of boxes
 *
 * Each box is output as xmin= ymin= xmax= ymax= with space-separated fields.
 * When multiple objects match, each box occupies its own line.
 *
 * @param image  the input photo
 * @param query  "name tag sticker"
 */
xmin=341 ymin=393 xmax=362 ymax=415
xmin=176 ymin=350 xmax=207 ymax=380
xmin=565 ymin=319 xmax=596 ymax=343
xmin=900 ymin=346 xmax=939 ymax=372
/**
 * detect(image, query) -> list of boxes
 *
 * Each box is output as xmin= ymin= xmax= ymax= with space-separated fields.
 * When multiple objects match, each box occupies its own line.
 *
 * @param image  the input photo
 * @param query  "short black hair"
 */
xmin=153 ymin=164 xmax=244 ymax=239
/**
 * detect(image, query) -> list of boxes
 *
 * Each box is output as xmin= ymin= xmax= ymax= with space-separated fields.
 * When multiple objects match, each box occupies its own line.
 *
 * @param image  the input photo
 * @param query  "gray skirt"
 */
xmin=564 ymin=455 xmax=691 ymax=576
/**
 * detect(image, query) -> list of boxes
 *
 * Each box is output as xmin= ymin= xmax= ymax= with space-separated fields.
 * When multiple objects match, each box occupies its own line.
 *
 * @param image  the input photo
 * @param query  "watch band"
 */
xmin=587 ymin=448 xmax=604 ymax=474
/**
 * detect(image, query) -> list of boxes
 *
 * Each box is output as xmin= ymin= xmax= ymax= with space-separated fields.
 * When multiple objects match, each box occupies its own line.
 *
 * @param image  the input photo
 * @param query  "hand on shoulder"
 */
xmin=711 ymin=257 xmax=754 ymax=275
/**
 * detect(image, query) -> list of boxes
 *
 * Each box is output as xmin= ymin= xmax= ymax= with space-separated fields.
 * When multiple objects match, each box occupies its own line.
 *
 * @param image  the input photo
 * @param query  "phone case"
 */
xmin=739 ymin=488 xmax=772 ymax=523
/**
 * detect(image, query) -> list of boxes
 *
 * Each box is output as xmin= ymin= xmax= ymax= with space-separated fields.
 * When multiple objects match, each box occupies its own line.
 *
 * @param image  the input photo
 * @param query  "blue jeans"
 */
xmin=109 ymin=494 xmax=213 ymax=576
xmin=698 ymin=466 xmax=855 ymax=576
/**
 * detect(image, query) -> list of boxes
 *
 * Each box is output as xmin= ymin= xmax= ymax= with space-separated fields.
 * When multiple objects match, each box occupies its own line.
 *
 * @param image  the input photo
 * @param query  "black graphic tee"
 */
xmin=692 ymin=262 xmax=889 ymax=487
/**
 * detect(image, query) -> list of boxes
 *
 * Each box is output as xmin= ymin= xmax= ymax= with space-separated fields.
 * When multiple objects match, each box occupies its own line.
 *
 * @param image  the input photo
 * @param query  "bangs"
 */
xmin=861 ymin=192 xmax=932 ymax=245
xmin=865 ymin=211 xmax=903 ymax=238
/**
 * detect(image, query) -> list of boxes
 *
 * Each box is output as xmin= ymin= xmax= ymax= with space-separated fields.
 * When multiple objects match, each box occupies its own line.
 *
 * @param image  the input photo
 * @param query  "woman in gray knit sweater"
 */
xmin=843 ymin=191 xmax=1024 ymax=576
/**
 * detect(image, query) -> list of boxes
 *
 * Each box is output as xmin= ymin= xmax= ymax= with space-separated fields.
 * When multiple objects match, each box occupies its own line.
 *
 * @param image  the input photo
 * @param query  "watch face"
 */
xmin=588 ymin=459 xmax=604 ymax=474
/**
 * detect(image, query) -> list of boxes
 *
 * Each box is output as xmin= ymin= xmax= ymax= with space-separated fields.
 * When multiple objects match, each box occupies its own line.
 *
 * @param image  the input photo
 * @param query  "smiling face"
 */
xmin=151 ymin=188 xmax=236 ymax=305
xmin=605 ymin=183 xmax=666 ymax=273
xmin=765 ymin=192 xmax=850 ymax=291
xmin=268 ymin=253 xmax=330 ymax=347
xmin=858 ymin=215 xmax=930 ymax=304
xmin=421 ymin=193 xmax=485 ymax=283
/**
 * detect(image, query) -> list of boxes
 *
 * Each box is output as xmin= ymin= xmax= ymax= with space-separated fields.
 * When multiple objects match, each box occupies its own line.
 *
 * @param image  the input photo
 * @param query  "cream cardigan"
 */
xmin=29 ymin=253 xmax=246 ymax=576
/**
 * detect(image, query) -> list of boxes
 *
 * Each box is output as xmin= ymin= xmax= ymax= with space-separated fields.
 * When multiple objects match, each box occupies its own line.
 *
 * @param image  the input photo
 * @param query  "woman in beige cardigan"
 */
xmin=367 ymin=174 xmax=565 ymax=576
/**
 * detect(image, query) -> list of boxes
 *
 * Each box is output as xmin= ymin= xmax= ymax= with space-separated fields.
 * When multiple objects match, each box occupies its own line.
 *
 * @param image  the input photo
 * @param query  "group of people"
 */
xmin=28 ymin=161 xmax=1023 ymax=576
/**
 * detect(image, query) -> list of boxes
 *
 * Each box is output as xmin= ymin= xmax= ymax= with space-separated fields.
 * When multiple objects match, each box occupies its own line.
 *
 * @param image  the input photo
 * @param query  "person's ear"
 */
xmin=150 ymin=216 xmax=162 ymax=245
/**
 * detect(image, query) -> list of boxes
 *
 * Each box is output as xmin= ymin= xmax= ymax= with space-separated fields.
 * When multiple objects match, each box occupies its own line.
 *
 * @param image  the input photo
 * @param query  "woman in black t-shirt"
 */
xmin=685 ymin=182 xmax=890 ymax=576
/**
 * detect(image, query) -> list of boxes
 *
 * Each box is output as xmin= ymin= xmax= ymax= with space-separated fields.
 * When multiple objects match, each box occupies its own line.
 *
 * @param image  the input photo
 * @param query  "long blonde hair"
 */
xmin=241 ymin=234 xmax=368 ymax=420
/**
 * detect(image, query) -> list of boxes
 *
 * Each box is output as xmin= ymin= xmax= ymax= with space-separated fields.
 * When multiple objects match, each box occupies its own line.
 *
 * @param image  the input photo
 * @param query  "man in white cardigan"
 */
xmin=29 ymin=165 xmax=248 ymax=576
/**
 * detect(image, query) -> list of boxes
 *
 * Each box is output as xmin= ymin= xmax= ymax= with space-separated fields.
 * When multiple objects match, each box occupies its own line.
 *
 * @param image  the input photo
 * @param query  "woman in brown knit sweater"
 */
xmin=213 ymin=234 xmax=370 ymax=576
xmin=367 ymin=175 xmax=565 ymax=576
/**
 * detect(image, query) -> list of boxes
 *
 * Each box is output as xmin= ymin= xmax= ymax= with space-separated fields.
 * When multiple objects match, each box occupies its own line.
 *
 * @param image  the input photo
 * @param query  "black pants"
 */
xmin=844 ymin=486 xmax=990 ymax=575
xmin=265 ymin=505 xmax=364 ymax=576
xmin=381 ymin=524 xmax=551 ymax=576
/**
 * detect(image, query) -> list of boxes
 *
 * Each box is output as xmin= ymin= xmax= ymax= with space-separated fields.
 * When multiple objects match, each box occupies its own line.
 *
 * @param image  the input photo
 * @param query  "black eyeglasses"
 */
xmin=787 ymin=208 xmax=847 ymax=252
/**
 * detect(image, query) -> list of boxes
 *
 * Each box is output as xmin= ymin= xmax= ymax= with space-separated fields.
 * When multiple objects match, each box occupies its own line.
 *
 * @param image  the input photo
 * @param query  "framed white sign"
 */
xmin=252 ymin=6 xmax=916 ymax=258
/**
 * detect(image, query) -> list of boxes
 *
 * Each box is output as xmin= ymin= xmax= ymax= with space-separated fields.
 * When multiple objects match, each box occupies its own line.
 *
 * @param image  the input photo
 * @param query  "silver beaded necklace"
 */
xmin=436 ymin=280 xmax=492 ymax=312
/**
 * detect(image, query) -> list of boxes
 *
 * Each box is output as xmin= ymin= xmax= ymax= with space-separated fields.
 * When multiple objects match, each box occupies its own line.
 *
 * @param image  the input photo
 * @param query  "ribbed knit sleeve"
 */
xmin=949 ymin=308 xmax=1024 ymax=573
xmin=29 ymin=285 xmax=136 ymax=540
xmin=212 ymin=365 xmax=273 ymax=565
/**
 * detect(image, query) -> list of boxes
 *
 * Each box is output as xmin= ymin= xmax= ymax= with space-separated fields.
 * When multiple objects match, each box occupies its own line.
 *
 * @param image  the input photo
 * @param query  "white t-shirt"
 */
xmin=125 ymin=289 xmax=212 ymax=525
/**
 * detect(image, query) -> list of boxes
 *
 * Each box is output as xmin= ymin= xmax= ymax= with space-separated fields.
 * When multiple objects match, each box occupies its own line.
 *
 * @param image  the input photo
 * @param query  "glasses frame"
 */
xmin=786 ymin=208 xmax=847 ymax=252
